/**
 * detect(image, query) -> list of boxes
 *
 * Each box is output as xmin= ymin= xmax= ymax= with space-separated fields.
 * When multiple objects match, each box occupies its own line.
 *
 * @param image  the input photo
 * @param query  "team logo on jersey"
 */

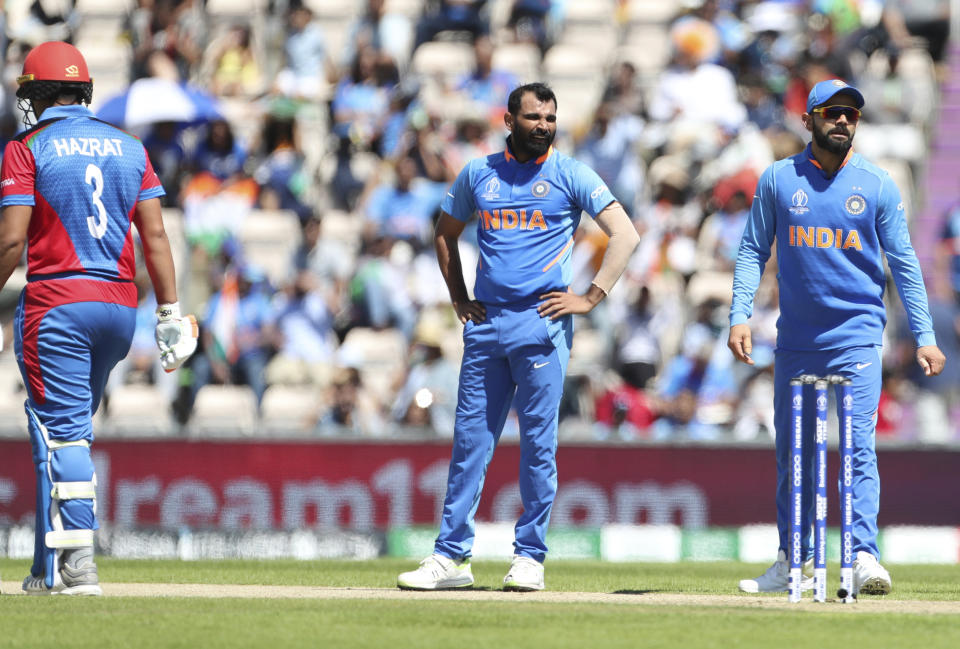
xmin=65 ymin=65 xmax=80 ymax=78
xmin=531 ymin=180 xmax=550 ymax=198
xmin=482 ymin=178 xmax=501 ymax=200
xmin=789 ymin=189 xmax=809 ymax=215
xmin=845 ymin=194 xmax=866 ymax=215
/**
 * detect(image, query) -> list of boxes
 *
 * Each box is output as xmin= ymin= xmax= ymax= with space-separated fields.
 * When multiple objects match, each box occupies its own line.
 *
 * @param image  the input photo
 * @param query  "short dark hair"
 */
xmin=507 ymin=82 xmax=557 ymax=116
xmin=17 ymin=80 xmax=93 ymax=105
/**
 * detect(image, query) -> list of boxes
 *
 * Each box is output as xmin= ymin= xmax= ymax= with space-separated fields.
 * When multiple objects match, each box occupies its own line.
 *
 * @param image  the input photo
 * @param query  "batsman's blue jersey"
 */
xmin=1 ymin=104 xmax=165 ymax=280
xmin=731 ymin=144 xmax=935 ymax=350
xmin=442 ymin=145 xmax=615 ymax=303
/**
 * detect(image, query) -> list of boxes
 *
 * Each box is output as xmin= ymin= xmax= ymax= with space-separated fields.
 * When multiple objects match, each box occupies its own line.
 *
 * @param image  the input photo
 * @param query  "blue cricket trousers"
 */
xmin=435 ymin=300 xmax=572 ymax=563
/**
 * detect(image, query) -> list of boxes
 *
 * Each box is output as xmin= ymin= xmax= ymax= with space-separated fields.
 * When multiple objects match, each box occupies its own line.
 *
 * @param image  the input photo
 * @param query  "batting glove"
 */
xmin=155 ymin=302 xmax=199 ymax=373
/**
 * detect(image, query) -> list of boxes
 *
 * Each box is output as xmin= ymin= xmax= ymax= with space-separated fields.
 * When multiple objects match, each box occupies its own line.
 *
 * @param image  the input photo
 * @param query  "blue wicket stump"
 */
xmin=788 ymin=374 xmax=855 ymax=604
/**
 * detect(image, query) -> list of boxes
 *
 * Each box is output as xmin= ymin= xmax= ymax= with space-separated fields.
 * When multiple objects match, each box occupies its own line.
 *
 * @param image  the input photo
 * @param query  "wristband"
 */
xmin=156 ymin=302 xmax=181 ymax=322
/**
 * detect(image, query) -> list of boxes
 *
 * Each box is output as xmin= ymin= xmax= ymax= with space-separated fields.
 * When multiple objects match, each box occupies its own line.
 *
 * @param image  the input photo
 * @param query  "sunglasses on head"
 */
xmin=811 ymin=105 xmax=861 ymax=123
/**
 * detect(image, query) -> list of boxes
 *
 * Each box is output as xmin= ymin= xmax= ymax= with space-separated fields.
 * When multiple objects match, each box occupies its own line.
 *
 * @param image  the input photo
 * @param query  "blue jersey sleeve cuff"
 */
xmin=916 ymin=332 xmax=937 ymax=347
xmin=1 ymin=194 xmax=35 ymax=207
xmin=138 ymin=187 xmax=166 ymax=202
xmin=729 ymin=312 xmax=749 ymax=326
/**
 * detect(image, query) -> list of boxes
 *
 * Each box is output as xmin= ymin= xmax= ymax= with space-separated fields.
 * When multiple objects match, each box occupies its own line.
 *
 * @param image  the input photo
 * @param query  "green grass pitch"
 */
xmin=2 ymin=558 xmax=959 ymax=649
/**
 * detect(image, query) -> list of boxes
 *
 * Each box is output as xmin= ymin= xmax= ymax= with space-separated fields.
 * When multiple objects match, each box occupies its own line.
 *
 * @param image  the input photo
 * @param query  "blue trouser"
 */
xmin=15 ymin=290 xmax=135 ymax=585
xmin=435 ymin=300 xmax=572 ymax=564
xmin=773 ymin=346 xmax=883 ymax=559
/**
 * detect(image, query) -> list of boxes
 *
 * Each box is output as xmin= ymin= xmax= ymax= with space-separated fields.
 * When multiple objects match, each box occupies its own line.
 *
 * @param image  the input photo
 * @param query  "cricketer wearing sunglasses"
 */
xmin=727 ymin=79 xmax=945 ymax=596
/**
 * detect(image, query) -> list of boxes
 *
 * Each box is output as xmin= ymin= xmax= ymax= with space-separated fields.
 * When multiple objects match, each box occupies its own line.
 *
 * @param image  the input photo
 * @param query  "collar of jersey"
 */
xmin=39 ymin=104 xmax=94 ymax=121
xmin=805 ymin=142 xmax=853 ymax=175
xmin=504 ymin=140 xmax=553 ymax=165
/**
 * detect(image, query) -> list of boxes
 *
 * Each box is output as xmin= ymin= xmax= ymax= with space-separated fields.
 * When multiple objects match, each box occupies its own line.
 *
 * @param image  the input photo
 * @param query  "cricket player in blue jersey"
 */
xmin=728 ymin=79 xmax=946 ymax=596
xmin=0 ymin=41 xmax=198 ymax=595
xmin=398 ymin=83 xmax=639 ymax=591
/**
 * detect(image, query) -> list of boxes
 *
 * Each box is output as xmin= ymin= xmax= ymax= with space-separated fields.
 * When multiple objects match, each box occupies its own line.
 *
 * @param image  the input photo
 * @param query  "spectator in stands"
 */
xmin=207 ymin=22 xmax=264 ymax=98
xmin=453 ymin=34 xmax=519 ymax=129
xmin=267 ymin=269 xmax=339 ymax=385
xmin=390 ymin=315 xmax=460 ymax=436
xmin=331 ymin=44 xmax=396 ymax=150
xmin=142 ymin=121 xmax=186 ymax=207
xmin=574 ymin=100 xmax=645 ymax=218
xmin=360 ymin=155 xmax=444 ymax=250
xmin=414 ymin=0 xmax=490 ymax=51
xmin=651 ymin=315 xmax=734 ymax=441
xmin=506 ymin=0 xmax=555 ymax=55
xmin=629 ymin=155 xmax=702 ymax=282
xmin=292 ymin=213 xmax=355 ymax=307
xmin=15 ymin=0 xmax=79 ymax=48
xmin=614 ymin=285 xmax=662 ymax=391
xmin=731 ymin=363 xmax=776 ymax=441
xmin=696 ymin=168 xmax=757 ymax=273
xmin=189 ymin=118 xmax=248 ymax=182
xmin=444 ymin=108 xmax=500 ymax=176
xmin=126 ymin=0 xmax=206 ymax=82
xmin=393 ymin=107 xmax=455 ymax=184
xmin=317 ymin=366 xmax=386 ymax=436
xmin=349 ymin=235 xmax=417 ymax=341
xmin=593 ymin=370 xmax=657 ymax=441
xmin=379 ymin=77 xmax=423 ymax=159
xmin=857 ymin=46 xmax=935 ymax=127
xmin=253 ymin=112 xmax=311 ymax=222
xmin=739 ymin=73 xmax=784 ymax=132
xmin=602 ymin=61 xmax=646 ymax=118
xmin=648 ymin=16 xmax=747 ymax=140
xmin=937 ymin=201 xmax=960 ymax=306
xmin=885 ymin=0 xmax=950 ymax=65
xmin=187 ymin=264 xmax=277 ymax=418
xmin=342 ymin=0 xmax=414 ymax=74
xmin=274 ymin=3 xmax=331 ymax=101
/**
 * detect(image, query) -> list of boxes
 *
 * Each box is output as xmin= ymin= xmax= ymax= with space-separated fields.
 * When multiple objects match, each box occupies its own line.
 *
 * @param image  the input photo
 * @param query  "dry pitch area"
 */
xmin=3 ymin=580 xmax=958 ymax=614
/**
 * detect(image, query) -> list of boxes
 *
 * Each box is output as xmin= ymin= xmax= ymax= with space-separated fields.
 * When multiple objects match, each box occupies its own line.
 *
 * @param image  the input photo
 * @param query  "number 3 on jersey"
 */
xmin=85 ymin=163 xmax=108 ymax=239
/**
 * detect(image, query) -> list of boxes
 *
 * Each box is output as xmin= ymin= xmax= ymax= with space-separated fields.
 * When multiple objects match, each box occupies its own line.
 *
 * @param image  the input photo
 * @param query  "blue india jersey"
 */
xmin=442 ymin=143 xmax=615 ymax=305
xmin=731 ymin=143 xmax=935 ymax=350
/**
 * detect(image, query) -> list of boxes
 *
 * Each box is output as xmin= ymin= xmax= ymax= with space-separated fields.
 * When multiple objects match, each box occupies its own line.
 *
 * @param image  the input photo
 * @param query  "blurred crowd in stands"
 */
xmin=0 ymin=0 xmax=958 ymax=444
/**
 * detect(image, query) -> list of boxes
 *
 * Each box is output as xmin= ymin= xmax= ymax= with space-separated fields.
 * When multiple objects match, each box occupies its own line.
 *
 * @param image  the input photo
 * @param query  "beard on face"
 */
xmin=512 ymin=123 xmax=555 ymax=158
xmin=812 ymin=119 xmax=854 ymax=155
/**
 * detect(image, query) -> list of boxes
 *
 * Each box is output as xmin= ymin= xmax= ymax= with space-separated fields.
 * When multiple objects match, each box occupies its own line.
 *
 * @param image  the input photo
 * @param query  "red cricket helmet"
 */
xmin=16 ymin=41 xmax=91 ymax=90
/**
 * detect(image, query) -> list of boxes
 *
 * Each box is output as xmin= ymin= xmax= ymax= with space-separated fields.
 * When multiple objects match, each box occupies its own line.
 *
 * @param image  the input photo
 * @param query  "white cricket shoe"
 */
xmin=502 ymin=555 xmax=545 ymax=592
xmin=739 ymin=549 xmax=814 ymax=593
xmin=853 ymin=551 xmax=891 ymax=595
xmin=22 ymin=547 xmax=103 ymax=596
xmin=397 ymin=554 xmax=474 ymax=590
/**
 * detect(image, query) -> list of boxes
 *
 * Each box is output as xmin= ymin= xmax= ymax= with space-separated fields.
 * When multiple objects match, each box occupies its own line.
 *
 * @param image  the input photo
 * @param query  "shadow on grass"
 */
xmin=612 ymin=590 xmax=661 ymax=595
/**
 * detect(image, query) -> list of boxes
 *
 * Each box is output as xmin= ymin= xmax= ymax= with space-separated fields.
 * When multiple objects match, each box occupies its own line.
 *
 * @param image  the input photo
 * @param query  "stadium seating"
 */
xmin=339 ymin=327 xmax=408 ymax=404
xmin=491 ymin=42 xmax=542 ymax=83
xmin=102 ymin=384 xmax=177 ymax=438
xmin=189 ymin=385 xmax=260 ymax=438
xmin=260 ymin=384 xmax=324 ymax=436
xmin=239 ymin=209 xmax=303 ymax=287
xmin=410 ymin=40 xmax=476 ymax=86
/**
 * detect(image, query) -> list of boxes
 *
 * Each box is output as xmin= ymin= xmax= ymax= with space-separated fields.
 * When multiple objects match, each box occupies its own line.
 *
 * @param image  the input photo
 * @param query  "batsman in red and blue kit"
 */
xmin=728 ymin=80 xmax=946 ymax=597
xmin=0 ymin=41 xmax=198 ymax=595
xmin=398 ymin=83 xmax=639 ymax=592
